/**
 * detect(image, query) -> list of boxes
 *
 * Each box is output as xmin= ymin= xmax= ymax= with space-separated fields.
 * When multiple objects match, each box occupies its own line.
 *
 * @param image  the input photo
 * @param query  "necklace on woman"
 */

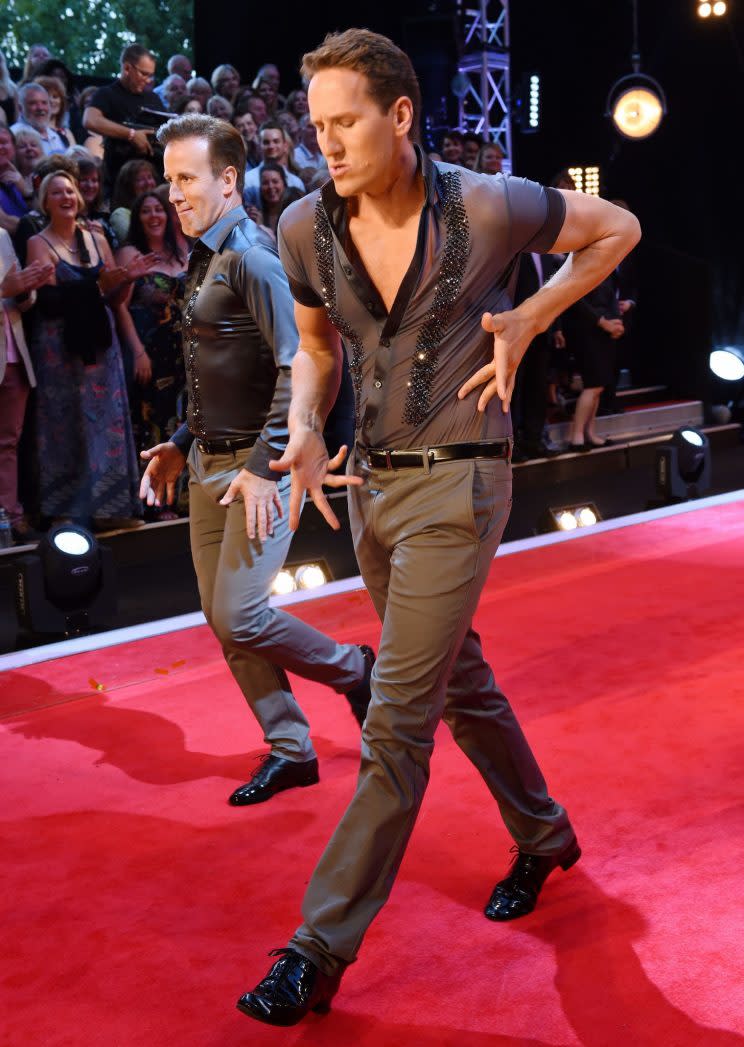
xmin=51 ymin=230 xmax=79 ymax=254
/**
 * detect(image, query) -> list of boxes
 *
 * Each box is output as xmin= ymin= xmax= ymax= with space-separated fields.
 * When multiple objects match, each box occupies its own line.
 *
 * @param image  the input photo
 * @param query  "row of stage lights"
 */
xmin=567 ymin=166 xmax=601 ymax=196
xmin=8 ymin=417 xmax=720 ymax=645
xmin=698 ymin=1 xmax=727 ymax=16
xmin=541 ymin=425 xmax=714 ymax=535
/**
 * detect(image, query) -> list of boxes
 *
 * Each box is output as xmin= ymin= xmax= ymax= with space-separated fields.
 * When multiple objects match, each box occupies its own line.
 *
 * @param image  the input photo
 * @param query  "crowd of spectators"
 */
xmin=0 ymin=38 xmax=637 ymax=546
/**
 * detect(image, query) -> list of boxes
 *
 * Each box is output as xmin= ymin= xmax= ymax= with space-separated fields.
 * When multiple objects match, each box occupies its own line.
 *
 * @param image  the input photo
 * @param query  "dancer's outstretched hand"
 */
xmin=270 ymin=433 xmax=362 ymax=531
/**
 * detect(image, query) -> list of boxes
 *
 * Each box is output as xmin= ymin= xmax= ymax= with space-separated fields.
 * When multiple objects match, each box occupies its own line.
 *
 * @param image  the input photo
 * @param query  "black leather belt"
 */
xmin=195 ymin=435 xmax=258 ymax=455
xmin=361 ymin=439 xmax=511 ymax=470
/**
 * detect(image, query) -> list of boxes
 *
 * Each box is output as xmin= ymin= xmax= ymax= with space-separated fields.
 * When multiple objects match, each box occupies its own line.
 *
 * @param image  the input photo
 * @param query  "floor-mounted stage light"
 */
xmin=607 ymin=0 xmax=666 ymax=140
xmin=655 ymin=427 xmax=712 ymax=502
xmin=698 ymin=1 xmax=727 ymax=17
xmin=709 ymin=345 xmax=744 ymax=424
xmin=710 ymin=346 xmax=744 ymax=383
xmin=272 ymin=569 xmax=297 ymax=596
xmin=294 ymin=563 xmax=328 ymax=590
xmin=271 ymin=560 xmax=331 ymax=597
xmin=15 ymin=524 xmax=117 ymax=637
xmin=537 ymin=502 xmax=603 ymax=534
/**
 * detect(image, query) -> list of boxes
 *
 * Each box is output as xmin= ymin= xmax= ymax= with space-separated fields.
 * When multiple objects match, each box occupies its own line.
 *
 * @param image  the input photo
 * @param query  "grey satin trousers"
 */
xmin=289 ymin=455 xmax=575 ymax=974
xmin=188 ymin=445 xmax=365 ymax=762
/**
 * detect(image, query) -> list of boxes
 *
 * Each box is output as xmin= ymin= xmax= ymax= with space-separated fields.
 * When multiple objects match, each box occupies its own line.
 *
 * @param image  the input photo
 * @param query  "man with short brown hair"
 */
xmin=83 ymin=44 xmax=162 ymax=192
xmin=140 ymin=114 xmax=374 ymax=810
xmin=242 ymin=121 xmax=305 ymax=208
xmin=237 ymin=27 xmax=640 ymax=1026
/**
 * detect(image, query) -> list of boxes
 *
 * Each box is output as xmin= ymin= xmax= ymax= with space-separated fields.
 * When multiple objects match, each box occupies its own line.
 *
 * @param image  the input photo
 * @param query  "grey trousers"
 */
xmin=289 ymin=455 xmax=575 ymax=973
xmin=187 ymin=445 xmax=365 ymax=762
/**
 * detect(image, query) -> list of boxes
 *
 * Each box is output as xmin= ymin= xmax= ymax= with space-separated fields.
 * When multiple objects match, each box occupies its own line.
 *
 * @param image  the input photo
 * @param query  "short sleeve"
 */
xmin=277 ymin=208 xmax=323 ymax=308
xmin=506 ymin=178 xmax=566 ymax=255
xmin=89 ymin=84 xmax=112 ymax=114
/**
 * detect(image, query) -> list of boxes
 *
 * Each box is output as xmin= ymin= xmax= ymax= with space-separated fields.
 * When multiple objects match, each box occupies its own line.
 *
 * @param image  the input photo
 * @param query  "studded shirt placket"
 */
xmin=183 ymin=246 xmax=213 ymax=440
xmin=403 ymin=171 xmax=470 ymax=426
xmin=313 ymin=170 xmax=470 ymax=437
xmin=314 ymin=201 xmax=366 ymax=426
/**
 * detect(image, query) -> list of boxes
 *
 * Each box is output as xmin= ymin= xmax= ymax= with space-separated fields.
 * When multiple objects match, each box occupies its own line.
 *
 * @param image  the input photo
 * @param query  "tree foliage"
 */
xmin=0 ymin=0 xmax=193 ymax=77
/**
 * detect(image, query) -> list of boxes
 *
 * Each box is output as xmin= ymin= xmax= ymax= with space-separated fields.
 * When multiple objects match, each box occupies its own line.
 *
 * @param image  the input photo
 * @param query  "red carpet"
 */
xmin=2 ymin=501 xmax=744 ymax=1046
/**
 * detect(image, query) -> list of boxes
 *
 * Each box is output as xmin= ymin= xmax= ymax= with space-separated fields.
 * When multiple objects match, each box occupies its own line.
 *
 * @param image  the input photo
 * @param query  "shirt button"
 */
xmin=380 ymin=337 xmax=390 ymax=347
xmin=366 ymin=301 xmax=374 ymax=310
xmin=344 ymin=266 xmax=352 ymax=276
xmin=374 ymin=380 xmax=382 ymax=389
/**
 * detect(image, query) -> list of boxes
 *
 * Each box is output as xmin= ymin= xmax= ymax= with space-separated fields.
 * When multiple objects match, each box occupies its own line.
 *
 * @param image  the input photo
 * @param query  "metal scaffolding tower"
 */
xmin=457 ymin=0 xmax=513 ymax=174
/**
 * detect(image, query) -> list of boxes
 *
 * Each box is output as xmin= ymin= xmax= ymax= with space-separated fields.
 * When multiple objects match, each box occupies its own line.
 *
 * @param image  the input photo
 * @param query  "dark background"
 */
xmin=194 ymin=0 xmax=743 ymax=399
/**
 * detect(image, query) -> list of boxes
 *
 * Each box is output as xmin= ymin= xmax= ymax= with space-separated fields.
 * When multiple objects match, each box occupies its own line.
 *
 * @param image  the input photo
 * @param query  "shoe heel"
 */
xmin=560 ymin=842 xmax=582 ymax=871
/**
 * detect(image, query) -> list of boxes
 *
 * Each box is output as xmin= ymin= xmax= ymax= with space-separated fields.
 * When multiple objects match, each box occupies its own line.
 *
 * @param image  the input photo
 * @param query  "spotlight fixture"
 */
xmin=271 ymin=569 xmax=297 ymax=596
xmin=567 ymin=165 xmax=601 ymax=196
xmin=698 ymin=0 xmax=727 ymax=16
xmin=15 ymin=524 xmax=116 ymax=637
xmin=294 ymin=563 xmax=328 ymax=590
xmin=271 ymin=561 xmax=332 ymax=596
xmin=537 ymin=502 xmax=603 ymax=534
xmin=710 ymin=346 xmax=744 ymax=383
xmin=607 ymin=0 xmax=666 ymax=140
xmin=608 ymin=77 xmax=666 ymax=139
xmin=655 ymin=427 xmax=712 ymax=502
xmin=709 ymin=346 xmax=744 ymax=424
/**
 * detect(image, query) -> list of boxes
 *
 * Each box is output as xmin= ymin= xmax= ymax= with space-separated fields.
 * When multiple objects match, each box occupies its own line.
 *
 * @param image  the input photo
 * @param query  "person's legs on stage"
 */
xmin=188 ymin=446 xmax=373 ymax=805
xmin=237 ymin=457 xmax=578 ymax=1024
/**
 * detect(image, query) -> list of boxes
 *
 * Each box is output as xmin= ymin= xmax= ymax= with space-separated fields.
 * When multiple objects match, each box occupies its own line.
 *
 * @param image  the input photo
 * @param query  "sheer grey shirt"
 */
xmin=278 ymin=148 xmax=565 ymax=450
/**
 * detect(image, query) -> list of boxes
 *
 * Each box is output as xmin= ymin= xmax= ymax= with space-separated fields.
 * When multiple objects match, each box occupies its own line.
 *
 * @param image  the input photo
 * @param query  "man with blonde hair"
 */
xmin=237 ymin=28 xmax=640 ymax=1025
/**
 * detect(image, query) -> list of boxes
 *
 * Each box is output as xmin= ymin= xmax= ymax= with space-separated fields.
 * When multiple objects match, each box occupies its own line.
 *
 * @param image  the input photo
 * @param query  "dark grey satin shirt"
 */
xmin=172 ymin=205 xmax=298 ymax=479
xmin=278 ymin=149 xmax=565 ymax=450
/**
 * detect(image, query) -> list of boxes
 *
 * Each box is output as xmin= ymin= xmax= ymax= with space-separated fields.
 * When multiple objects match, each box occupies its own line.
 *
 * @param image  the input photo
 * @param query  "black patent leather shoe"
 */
xmin=237 ymin=948 xmax=342 ymax=1026
xmin=484 ymin=836 xmax=581 ymax=921
xmin=344 ymin=644 xmax=376 ymax=727
xmin=228 ymin=755 xmax=319 ymax=806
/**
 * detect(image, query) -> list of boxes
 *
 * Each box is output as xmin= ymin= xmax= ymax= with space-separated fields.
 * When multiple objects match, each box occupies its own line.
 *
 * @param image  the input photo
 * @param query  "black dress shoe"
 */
xmin=484 ymin=836 xmax=581 ymax=921
xmin=586 ymin=437 xmax=614 ymax=448
xmin=567 ymin=442 xmax=590 ymax=453
xmin=344 ymin=644 xmax=376 ymax=727
xmin=237 ymin=948 xmax=342 ymax=1026
xmin=228 ymin=755 xmax=319 ymax=806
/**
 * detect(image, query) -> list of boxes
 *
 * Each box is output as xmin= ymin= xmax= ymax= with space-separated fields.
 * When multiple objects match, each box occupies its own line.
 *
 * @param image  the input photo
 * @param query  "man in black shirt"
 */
xmin=83 ymin=43 xmax=163 ymax=193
